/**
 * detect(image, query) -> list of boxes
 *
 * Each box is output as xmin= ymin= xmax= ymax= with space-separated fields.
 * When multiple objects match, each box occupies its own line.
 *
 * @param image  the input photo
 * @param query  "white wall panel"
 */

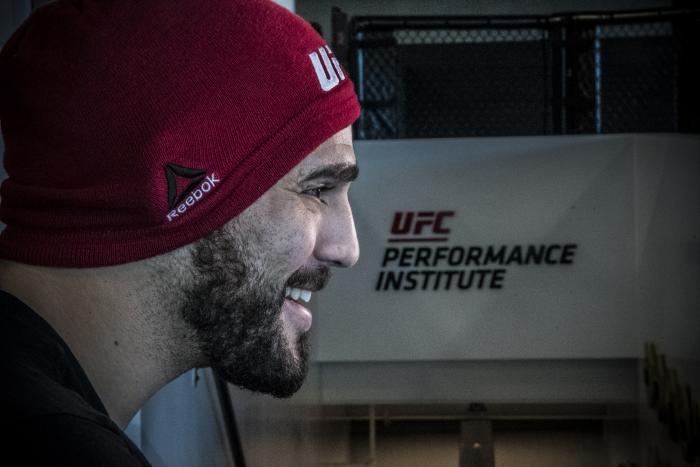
xmin=316 ymin=135 xmax=694 ymax=361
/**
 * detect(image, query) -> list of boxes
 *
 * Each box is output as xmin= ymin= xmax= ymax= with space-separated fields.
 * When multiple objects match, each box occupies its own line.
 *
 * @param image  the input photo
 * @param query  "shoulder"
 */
xmin=5 ymin=413 xmax=150 ymax=467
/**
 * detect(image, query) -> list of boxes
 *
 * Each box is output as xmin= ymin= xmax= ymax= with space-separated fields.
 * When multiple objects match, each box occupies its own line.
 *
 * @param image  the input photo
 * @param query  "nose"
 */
xmin=314 ymin=200 xmax=360 ymax=268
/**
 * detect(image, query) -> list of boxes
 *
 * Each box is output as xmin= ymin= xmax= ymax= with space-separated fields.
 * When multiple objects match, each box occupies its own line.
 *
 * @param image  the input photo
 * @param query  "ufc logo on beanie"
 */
xmin=309 ymin=46 xmax=346 ymax=92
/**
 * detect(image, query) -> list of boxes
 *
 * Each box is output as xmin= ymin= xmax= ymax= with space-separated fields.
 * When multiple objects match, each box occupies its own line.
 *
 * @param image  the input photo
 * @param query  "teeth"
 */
xmin=285 ymin=287 xmax=313 ymax=303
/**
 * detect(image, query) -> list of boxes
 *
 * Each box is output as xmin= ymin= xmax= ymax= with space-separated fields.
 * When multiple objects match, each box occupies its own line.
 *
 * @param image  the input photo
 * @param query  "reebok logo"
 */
xmin=164 ymin=163 xmax=220 ymax=222
xmin=309 ymin=45 xmax=346 ymax=92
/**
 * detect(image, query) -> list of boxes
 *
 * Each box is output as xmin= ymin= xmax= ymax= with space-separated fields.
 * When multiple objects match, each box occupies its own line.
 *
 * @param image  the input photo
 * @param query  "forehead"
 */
xmin=293 ymin=127 xmax=356 ymax=178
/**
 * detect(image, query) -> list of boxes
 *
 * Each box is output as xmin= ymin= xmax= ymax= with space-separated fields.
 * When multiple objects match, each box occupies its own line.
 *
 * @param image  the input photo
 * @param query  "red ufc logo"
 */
xmin=390 ymin=211 xmax=455 ymax=238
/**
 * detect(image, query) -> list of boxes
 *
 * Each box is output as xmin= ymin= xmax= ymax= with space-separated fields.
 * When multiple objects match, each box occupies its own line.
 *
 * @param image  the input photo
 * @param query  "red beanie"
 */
xmin=0 ymin=0 xmax=359 ymax=267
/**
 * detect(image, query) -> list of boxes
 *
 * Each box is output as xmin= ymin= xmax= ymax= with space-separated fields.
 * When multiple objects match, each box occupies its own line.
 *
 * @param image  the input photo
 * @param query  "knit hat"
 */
xmin=0 ymin=0 xmax=359 ymax=267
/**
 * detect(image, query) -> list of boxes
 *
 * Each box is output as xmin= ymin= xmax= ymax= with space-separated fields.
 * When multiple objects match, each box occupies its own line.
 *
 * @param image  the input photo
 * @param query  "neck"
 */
xmin=0 ymin=259 xmax=200 ymax=429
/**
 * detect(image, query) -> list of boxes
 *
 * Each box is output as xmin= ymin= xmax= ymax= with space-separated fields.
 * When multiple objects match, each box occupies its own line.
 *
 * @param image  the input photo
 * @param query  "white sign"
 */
xmin=315 ymin=134 xmax=699 ymax=361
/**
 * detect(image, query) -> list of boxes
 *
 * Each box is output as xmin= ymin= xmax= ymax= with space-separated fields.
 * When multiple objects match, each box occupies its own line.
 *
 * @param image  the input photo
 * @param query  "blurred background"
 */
xmin=2 ymin=1 xmax=699 ymax=466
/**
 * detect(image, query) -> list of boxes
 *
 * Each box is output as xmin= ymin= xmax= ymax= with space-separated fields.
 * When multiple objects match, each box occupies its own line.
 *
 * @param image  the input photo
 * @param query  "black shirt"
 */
xmin=0 ymin=290 xmax=152 ymax=466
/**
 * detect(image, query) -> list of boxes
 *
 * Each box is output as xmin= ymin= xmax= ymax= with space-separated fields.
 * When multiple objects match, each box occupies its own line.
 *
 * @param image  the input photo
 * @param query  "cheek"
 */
xmin=256 ymin=212 xmax=318 ymax=275
xmin=277 ymin=220 xmax=317 ymax=270
xmin=249 ymin=190 xmax=320 ymax=273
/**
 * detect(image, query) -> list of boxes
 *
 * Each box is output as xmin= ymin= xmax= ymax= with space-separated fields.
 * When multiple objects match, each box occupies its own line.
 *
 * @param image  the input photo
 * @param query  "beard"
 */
xmin=178 ymin=223 xmax=330 ymax=398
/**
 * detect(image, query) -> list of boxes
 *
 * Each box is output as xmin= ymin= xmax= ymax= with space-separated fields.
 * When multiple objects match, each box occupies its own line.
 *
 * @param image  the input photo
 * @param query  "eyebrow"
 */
xmin=300 ymin=163 xmax=359 ymax=184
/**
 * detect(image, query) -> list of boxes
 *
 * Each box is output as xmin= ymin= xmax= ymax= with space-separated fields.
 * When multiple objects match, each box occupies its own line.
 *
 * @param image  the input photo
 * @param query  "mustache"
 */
xmin=285 ymin=266 xmax=331 ymax=292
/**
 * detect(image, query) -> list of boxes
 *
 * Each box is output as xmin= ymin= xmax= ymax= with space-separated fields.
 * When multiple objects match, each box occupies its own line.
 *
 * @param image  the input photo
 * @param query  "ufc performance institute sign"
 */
xmin=375 ymin=211 xmax=578 ymax=292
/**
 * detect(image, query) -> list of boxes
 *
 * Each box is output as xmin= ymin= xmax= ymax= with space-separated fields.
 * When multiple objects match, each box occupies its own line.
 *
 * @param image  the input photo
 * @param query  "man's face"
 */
xmin=178 ymin=126 xmax=359 ymax=397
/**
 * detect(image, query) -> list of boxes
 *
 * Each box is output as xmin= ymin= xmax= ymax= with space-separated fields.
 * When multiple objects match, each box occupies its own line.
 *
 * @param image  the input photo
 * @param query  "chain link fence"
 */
xmin=342 ymin=9 xmax=699 ymax=139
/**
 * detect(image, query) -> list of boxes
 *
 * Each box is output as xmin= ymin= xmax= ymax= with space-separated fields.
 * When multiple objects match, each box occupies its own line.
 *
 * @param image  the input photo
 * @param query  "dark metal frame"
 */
xmin=334 ymin=7 xmax=700 ymax=138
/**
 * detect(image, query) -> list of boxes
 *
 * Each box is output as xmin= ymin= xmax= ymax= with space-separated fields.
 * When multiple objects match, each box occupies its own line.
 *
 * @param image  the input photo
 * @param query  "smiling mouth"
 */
xmin=284 ymin=287 xmax=312 ymax=304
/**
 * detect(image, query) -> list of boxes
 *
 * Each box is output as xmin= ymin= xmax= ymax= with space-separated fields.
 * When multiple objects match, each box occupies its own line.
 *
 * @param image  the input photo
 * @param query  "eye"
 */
xmin=303 ymin=185 xmax=333 ymax=205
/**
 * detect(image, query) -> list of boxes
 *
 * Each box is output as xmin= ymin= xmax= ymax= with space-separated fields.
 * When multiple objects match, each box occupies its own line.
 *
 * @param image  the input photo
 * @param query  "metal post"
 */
xmin=369 ymin=404 xmax=377 ymax=466
xmin=459 ymin=420 xmax=494 ymax=467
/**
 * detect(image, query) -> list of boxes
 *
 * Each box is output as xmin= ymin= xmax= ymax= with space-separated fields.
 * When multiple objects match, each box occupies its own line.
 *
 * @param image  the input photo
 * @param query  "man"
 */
xmin=0 ymin=0 xmax=360 ymax=465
